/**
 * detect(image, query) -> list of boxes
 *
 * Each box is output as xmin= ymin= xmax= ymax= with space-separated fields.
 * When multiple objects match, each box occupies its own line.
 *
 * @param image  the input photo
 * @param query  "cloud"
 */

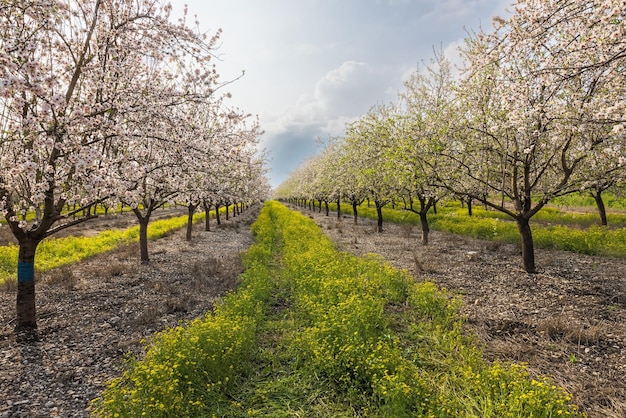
xmin=263 ymin=60 xmax=402 ymax=187
xmin=269 ymin=61 xmax=396 ymax=136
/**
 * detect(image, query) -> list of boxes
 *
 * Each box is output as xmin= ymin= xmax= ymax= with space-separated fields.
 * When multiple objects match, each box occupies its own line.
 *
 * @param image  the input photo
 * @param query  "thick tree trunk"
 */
xmin=215 ymin=204 xmax=221 ymax=225
xmin=375 ymin=203 xmax=383 ymax=233
xmin=324 ymin=201 xmax=329 ymax=216
xmin=203 ymin=202 xmax=211 ymax=231
xmin=138 ymin=216 xmax=150 ymax=264
xmin=592 ymin=190 xmax=608 ymax=226
xmin=419 ymin=212 xmax=429 ymax=245
xmin=467 ymin=198 xmax=473 ymax=217
xmin=186 ymin=204 xmax=197 ymax=241
xmin=352 ymin=201 xmax=358 ymax=225
xmin=318 ymin=199 xmax=322 ymax=213
xmin=516 ymin=216 xmax=536 ymax=273
xmin=16 ymin=238 xmax=40 ymax=331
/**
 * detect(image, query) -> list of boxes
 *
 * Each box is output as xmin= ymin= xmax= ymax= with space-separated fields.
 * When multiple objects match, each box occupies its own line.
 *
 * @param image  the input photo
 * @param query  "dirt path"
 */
xmin=295 ymin=205 xmax=626 ymax=418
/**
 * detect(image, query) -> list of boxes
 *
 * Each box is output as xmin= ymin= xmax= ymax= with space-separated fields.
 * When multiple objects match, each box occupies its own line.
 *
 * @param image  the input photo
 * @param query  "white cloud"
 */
xmin=443 ymin=39 xmax=467 ymax=77
xmin=268 ymin=61 xmax=396 ymax=135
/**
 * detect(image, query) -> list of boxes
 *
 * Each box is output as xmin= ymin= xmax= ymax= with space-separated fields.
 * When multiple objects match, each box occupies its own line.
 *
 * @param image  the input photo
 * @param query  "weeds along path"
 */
xmin=95 ymin=201 xmax=580 ymax=417
xmin=293 ymin=204 xmax=626 ymax=418
xmin=0 ymin=206 xmax=260 ymax=418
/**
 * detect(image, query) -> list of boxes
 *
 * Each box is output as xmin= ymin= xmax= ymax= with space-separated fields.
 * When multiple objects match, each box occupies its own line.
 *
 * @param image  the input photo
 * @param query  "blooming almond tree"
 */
xmin=343 ymin=104 xmax=402 ymax=233
xmin=445 ymin=0 xmax=625 ymax=273
xmin=577 ymin=131 xmax=626 ymax=225
xmin=0 ymin=0 xmax=222 ymax=331
xmin=178 ymin=106 xmax=264 ymax=240
xmin=397 ymin=52 xmax=455 ymax=245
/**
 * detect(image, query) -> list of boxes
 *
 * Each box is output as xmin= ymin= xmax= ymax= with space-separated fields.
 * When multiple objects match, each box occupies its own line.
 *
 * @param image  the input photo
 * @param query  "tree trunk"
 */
xmin=16 ymin=238 xmax=40 ymax=331
xmin=592 ymin=190 xmax=608 ymax=226
xmin=215 ymin=204 xmax=221 ymax=225
xmin=324 ymin=201 xmax=329 ymax=216
xmin=137 ymin=215 xmax=151 ymax=264
xmin=516 ymin=216 xmax=536 ymax=273
xmin=203 ymin=202 xmax=211 ymax=231
xmin=352 ymin=201 xmax=358 ymax=225
xmin=318 ymin=199 xmax=322 ymax=213
xmin=419 ymin=212 xmax=429 ymax=245
xmin=467 ymin=198 xmax=473 ymax=217
xmin=186 ymin=204 xmax=198 ymax=241
xmin=375 ymin=202 xmax=383 ymax=233
xmin=337 ymin=199 xmax=341 ymax=220
xmin=225 ymin=204 xmax=229 ymax=220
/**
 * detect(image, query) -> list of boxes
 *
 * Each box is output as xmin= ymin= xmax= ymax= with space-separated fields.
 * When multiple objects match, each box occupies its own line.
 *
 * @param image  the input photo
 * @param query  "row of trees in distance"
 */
xmin=275 ymin=0 xmax=625 ymax=274
xmin=0 ymin=0 xmax=270 ymax=331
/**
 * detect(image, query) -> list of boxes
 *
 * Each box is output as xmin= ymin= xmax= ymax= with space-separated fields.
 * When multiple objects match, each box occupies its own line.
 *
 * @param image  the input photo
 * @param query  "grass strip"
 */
xmin=0 ymin=210 xmax=208 ymax=284
xmin=329 ymin=201 xmax=626 ymax=258
xmin=93 ymin=201 xmax=581 ymax=417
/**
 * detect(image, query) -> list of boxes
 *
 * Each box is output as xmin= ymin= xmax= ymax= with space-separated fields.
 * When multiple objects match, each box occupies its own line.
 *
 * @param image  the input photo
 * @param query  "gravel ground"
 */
xmin=295 ymin=205 xmax=626 ymax=418
xmin=0 ymin=205 xmax=260 ymax=417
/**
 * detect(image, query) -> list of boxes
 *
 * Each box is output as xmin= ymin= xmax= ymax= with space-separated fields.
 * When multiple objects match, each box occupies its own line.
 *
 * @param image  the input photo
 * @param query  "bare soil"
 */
xmin=0 ymin=206 xmax=260 ymax=417
xmin=297 ymin=206 xmax=626 ymax=418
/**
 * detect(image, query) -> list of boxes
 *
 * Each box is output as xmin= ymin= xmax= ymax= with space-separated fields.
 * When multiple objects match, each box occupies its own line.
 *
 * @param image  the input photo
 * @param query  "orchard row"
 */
xmin=0 ymin=1 xmax=269 ymax=330
xmin=275 ymin=0 xmax=626 ymax=273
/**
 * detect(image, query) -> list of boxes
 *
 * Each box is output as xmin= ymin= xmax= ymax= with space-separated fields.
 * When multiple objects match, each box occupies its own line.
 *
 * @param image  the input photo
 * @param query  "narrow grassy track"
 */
xmin=93 ymin=201 xmax=581 ymax=417
xmin=0 ymin=210 xmax=211 ymax=285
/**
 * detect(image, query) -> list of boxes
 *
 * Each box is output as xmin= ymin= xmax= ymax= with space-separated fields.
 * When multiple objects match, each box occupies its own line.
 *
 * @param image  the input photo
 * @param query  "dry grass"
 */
xmin=399 ymin=223 xmax=414 ymax=238
xmin=538 ymin=315 xmax=606 ymax=345
xmin=44 ymin=265 xmax=78 ymax=290
xmin=165 ymin=295 xmax=193 ymax=314
xmin=190 ymin=253 xmax=244 ymax=280
xmin=0 ymin=278 xmax=16 ymax=292
xmin=133 ymin=305 xmax=163 ymax=327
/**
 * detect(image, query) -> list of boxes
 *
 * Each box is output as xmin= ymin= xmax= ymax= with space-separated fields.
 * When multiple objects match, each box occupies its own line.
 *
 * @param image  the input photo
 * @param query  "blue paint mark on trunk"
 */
xmin=17 ymin=260 xmax=34 ymax=283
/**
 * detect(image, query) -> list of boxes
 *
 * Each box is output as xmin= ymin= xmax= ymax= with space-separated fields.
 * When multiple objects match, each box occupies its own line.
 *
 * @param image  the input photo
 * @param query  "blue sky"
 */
xmin=174 ymin=0 xmax=512 ymax=188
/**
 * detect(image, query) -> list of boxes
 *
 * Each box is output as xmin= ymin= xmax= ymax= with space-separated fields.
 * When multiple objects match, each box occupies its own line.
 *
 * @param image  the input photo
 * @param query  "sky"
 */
xmin=174 ymin=0 xmax=512 ymax=189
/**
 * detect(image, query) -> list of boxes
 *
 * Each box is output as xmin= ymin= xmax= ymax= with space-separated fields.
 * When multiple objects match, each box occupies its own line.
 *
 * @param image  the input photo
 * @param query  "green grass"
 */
xmin=0 ymin=210 xmax=213 ymax=284
xmin=551 ymin=192 xmax=626 ymax=210
xmin=327 ymin=200 xmax=626 ymax=258
xmin=93 ymin=201 xmax=581 ymax=417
